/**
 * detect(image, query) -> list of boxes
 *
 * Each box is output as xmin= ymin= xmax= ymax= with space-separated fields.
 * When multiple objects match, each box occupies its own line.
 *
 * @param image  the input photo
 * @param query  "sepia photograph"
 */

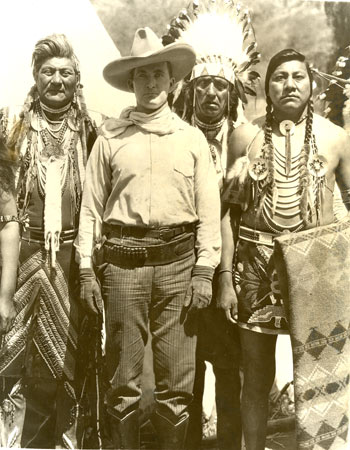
xmin=0 ymin=1 xmax=350 ymax=449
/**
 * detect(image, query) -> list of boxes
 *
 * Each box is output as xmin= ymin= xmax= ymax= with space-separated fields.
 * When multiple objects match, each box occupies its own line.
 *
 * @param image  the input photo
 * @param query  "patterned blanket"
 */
xmin=274 ymin=220 xmax=350 ymax=450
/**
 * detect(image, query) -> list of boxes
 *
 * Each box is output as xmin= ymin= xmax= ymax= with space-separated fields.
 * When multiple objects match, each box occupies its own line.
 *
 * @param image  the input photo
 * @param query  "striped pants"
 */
xmin=99 ymin=237 xmax=197 ymax=423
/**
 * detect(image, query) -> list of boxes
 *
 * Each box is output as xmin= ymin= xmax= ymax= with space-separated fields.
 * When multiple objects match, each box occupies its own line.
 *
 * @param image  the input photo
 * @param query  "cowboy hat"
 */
xmin=103 ymin=27 xmax=196 ymax=91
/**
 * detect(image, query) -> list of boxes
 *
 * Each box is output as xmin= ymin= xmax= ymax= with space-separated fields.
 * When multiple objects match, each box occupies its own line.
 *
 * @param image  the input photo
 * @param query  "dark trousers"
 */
xmin=186 ymin=361 xmax=242 ymax=450
xmin=186 ymin=306 xmax=242 ymax=450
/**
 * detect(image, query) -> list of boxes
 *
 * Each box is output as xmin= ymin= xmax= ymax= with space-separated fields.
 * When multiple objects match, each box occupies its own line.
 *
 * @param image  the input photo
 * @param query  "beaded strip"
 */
xmin=0 ymin=213 xmax=29 ymax=230
xmin=0 ymin=215 xmax=19 ymax=224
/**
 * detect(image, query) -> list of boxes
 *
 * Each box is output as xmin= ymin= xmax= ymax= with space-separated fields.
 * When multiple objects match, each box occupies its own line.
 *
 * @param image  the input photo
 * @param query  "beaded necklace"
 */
xmin=193 ymin=113 xmax=226 ymax=135
xmin=193 ymin=113 xmax=226 ymax=166
xmin=249 ymin=118 xmax=328 ymax=230
xmin=273 ymin=115 xmax=306 ymax=177
xmin=260 ymin=139 xmax=312 ymax=233
xmin=36 ymin=101 xmax=69 ymax=158
xmin=40 ymin=100 xmax=72 ymax=116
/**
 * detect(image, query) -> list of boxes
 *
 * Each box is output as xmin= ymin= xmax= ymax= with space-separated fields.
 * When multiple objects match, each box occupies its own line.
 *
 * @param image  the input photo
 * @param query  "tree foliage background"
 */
xmin=90 ymin=0 xmax=341 ymax=71
xmin=90 ymin=0 xmax=350 ymax=119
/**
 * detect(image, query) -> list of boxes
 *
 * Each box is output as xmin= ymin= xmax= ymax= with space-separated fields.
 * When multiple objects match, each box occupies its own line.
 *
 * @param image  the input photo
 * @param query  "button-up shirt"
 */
xmin=78 ymin=116 xmax=221 ymax=269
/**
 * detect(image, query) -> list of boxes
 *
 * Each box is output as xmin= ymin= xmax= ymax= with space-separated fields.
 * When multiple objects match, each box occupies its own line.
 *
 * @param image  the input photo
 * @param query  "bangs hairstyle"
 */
xmin=265 ymin=48 xmax=313 ymax=96
xmin=32 ymin=33 xmax=80 ymax=78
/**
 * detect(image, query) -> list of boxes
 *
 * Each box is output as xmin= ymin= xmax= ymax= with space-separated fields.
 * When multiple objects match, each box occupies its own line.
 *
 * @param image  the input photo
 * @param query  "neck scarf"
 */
xmin=101 ymin=102 xmax=184 ymax=138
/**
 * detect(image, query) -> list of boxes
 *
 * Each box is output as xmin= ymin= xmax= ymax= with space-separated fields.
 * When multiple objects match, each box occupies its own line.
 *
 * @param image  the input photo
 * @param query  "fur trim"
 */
xmin=227 ymin=155 xmax=249 ymax=186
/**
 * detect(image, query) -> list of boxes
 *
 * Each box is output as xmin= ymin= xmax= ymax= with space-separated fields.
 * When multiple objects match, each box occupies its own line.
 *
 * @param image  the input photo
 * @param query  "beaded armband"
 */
xmin=340 ymin=188 xmax=350 ymax=205
xmin=0 ymin=215 xmax=20 ymax=224
xmin=0 ymin=213 xmax=29 ymax=230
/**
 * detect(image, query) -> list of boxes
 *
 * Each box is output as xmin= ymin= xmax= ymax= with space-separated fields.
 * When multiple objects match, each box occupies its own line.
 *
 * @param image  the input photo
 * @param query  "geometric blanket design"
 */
xmin=274 ymin=220 xmax=350 ymax=450
xmin=0 ymin=248 xmax=78 ymax=380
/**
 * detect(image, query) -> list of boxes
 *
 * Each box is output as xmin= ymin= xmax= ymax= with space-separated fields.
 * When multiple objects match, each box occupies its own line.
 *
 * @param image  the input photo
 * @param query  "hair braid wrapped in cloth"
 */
xmin=256 ymin=97 xmax=276 ymax=216
xmin=299 ymin=99 xmax=314 ymax=224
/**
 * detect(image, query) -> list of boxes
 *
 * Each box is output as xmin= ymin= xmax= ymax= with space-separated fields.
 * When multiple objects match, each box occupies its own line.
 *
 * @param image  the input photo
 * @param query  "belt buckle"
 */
xmin=258 ymin=232 xmax=273 ymax=246
xmin=159 ymin=228 xmax=174 ymax=241
xmin=118 ymin=226 xmax=126 ymax=239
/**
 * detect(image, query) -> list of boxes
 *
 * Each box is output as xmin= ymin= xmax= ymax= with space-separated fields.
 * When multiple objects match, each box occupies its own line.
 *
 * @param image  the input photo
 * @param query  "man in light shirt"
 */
xmin=78 ymin=27 xmax=221 ymax=449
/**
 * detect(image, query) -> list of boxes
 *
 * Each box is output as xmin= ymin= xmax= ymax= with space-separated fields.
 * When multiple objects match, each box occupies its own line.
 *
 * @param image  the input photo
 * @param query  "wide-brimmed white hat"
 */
xmin=103 ymin=27 xmax=196 ymax=91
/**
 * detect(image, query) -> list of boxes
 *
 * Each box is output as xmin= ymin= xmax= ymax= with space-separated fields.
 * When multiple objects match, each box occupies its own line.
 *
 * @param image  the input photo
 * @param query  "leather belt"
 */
xmin=22 ymin=228 xmax=77 ymax=243
xmin=239 ymin=225 xmax=279 ymax=247
xmin=101 ymin=233 xmax=195 ymax=267
xmin=102 ymin=222 xmax=196 ymax=242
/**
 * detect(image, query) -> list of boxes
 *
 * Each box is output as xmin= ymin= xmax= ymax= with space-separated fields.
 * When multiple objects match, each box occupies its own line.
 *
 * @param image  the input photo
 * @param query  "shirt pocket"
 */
xmin=173 ymin=156 xmax=194 ymax=178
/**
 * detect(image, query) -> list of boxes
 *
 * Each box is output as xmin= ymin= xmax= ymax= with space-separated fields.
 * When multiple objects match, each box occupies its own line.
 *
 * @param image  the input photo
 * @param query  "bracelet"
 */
xmin=218 ymin=268 xmax=233 ymax=275
xmin=0 ymin=215 xmax=19 ymax=224
xmin=0 ymin=213 xmax=29 ymax=231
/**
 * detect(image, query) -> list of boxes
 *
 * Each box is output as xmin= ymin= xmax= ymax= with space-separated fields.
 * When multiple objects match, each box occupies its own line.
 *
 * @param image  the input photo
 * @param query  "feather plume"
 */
xmin=62 ymin=433 xmax=75 ymax=450
xmin=227 ymin=155 xmax=249 ymax=186
xmin=7 ymin=427 xmax=19 ymax=448
xmin=163 ymin=0 xmax=259 ymax=89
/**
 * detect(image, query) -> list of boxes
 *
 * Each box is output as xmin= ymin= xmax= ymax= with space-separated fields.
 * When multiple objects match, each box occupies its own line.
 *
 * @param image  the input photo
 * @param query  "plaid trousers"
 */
xmin=99 ymin=235 xmax=197 ymax=423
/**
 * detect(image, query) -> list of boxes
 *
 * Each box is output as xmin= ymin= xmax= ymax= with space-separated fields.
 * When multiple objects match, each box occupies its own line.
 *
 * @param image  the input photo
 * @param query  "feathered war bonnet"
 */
xmin=162 ymin=0 xmax=260 ymax=104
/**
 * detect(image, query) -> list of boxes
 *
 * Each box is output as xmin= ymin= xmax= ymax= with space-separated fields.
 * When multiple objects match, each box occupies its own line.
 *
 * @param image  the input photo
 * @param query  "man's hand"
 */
xmin=216 ymin=271 xmax=238 ymax=324
xmin=0 ymin=296 xmax=16 ymax=334
xmin=79 ymin=268 xmax=103 ymax=316
xmin=184 ymin=265 xmax=214 ymax=315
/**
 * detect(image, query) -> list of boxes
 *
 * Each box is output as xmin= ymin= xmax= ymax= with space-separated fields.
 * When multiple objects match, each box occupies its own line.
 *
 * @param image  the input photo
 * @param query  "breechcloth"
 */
xmin=0 ymin=236 xmax=99 ymax=448
xmin=234 ymin=236 xmax=289 ymax=335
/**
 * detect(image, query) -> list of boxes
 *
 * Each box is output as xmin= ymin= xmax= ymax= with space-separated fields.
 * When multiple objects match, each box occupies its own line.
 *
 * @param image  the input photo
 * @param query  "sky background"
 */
xmin=0 ymin=0 xmax=134 ymax=116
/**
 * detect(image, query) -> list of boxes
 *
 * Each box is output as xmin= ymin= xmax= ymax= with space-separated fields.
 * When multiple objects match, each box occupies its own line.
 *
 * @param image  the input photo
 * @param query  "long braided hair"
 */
xmin=262 ymin=49 xmax=314 ymax=224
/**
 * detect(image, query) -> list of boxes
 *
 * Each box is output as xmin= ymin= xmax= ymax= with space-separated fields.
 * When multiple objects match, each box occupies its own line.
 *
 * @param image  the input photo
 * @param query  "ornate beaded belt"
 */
xmin=238 ymin=225 xmax=283 ymax=247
